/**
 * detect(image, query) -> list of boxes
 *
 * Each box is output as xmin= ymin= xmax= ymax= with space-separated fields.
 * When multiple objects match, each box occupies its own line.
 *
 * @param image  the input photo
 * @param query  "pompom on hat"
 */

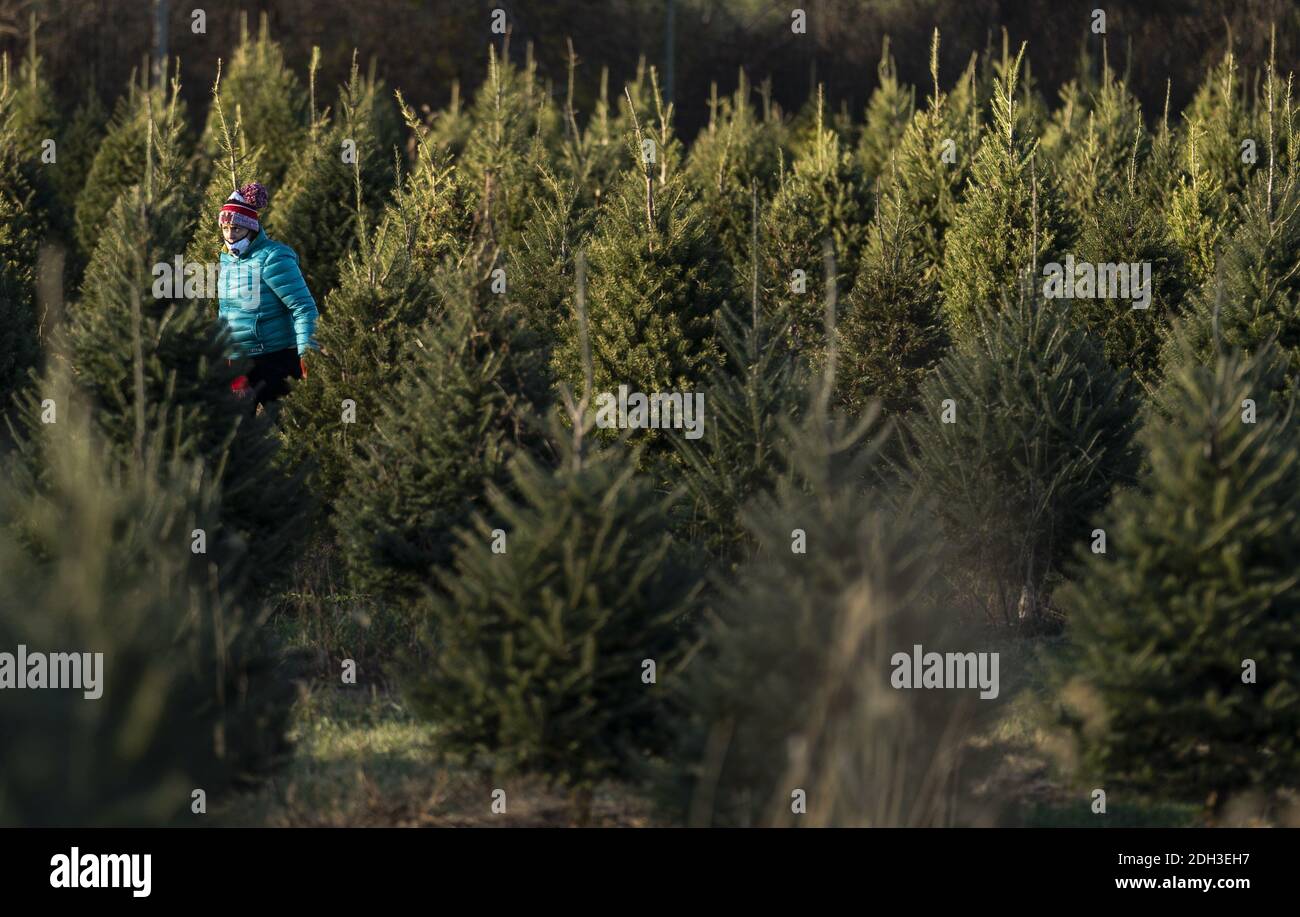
xmin=218 ymin=182 xmax=269 ymax=232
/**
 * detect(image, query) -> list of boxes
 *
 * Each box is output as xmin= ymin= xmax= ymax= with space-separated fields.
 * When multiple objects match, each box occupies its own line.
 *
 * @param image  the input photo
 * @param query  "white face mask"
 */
xmin=226 ymin=235 xmax=253 ymax=256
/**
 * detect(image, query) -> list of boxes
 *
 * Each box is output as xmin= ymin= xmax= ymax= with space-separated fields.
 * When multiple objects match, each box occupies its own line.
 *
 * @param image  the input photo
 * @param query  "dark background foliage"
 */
xmin=2 ymin=0 xmax=1298 ymax=146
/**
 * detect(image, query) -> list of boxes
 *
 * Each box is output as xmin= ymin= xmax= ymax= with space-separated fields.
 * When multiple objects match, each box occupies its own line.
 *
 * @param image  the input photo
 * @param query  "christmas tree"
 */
xmin=1166 ymin=123 xmax=1233 ymax=290
xmin=4 ymin=17 xmax=67 ymax=244
xmin=760 ymin=88 xmax=870 ymax=363
xmin=1055 ymin=56 xmax=1147 ymax=224
xmin=424 ymin=78 xmax=473 ymax=159
xmin=1058 ymin=338 xmax=1300 ymax=818
xmin=335 ymin=253 xmax=551 ymax=620
xmin=671 ymin=191 xmax=805 ymax=563
xmin=837 ymin=186 xmax=948 ymax=417
xmin=505 ymin=161 xmax=593 ymax=353
xmin=856 ymin=37 xmax=915 ymax=187
xmin=902 ymin=284 xmax=1140 ymax=625
xmin=552 ymin=89 xmax=723 ymax=435
xmin=580 ymin=63 xmax=638 ymax=206
xmin=487 ymin=47 xmax=600 ymax=347
xmin=1173 ymin=132 xmax=1300 ymax=397
xmin=975 ymin=29 xmax=1050 ymax=141
xmin=273 ymin=51 xmax=398 ymax=298
xmin=3 ymin=17 xmax=57 ymax=167
xmin=198 ymin=13 xmax=308 ymax=192
xmin=276 ymin=126 xmax=447 ymax=522
xmin=391 ymin=91 xmax=472 ymax=276
xmin=26 ymin=97 xmax=309 ymax=599
xmin=0 ymin=374 xmax=298 ymax=826
xmin=942 ymin=43 xmax=1071 ymax=337
xmin=1039 ymin=44 xmax=1098 ymax=159
xmin=685 ymin=71 xmax=785 ymax=283
xmin=880 ymin=30 xmax=980 ymax=277
xmin=1183 ymin=49 xmax=1256 ymax=204
xmin=73 ymin=66 xmax=192 ymax=265
xmin=458 ymin=44 xmax=564 ymax=253
xmin=1138 ymin=80 xmax=1182 ymax=212
xmin=1070 ymin=154 xmax=1187 ymax=387
xmin=51 ymin=81 xmax=110 ymax=289
xmin=0 ymin=68 xmax=44 ymax=419
xmin=402 ymin=410 xmax=699 ymax=798
xmin=664 ymin=385 xmax=975 ymax=826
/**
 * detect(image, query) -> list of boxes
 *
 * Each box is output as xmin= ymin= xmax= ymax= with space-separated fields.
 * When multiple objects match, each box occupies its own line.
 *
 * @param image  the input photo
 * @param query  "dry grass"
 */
xmin=221 ymin=684 xmax=660 ymax=827
xmin=219 ymin=629 xmax=1287 ymax=827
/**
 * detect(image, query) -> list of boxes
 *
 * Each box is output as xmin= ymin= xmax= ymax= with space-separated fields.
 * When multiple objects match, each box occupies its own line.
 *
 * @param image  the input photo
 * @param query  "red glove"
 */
xmin=299 ymin=356 xmax=308 ymax=380
xmin=231 ymin=374 xmax=251 ymax=397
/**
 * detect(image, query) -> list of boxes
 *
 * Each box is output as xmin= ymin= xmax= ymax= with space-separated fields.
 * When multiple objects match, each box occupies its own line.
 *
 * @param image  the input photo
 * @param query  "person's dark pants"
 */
xmin=232 ymin=347 xmax=302 ymax=417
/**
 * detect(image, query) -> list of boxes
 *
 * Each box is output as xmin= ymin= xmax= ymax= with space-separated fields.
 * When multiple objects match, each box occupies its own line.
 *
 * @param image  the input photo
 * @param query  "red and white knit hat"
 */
xmin=218 ymin=182 xmax=269 ymax=232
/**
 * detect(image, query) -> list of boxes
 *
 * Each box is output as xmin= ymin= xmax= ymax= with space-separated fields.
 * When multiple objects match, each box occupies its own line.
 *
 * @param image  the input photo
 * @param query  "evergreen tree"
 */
xmin=458 ymin=45 xmax=564 ymax=253
xmin=612 ymin=58 xmax=684 ymax=171
xmin=671 ymin=194 xmax=804 ymax=563
xmin=553 ymin=97 xmax=723 ymax=432
xmin=1183 ymin=49 xmax=1256 ymax=203
xmin=5 ymin=18 xmax=67 ymax=243
xmin=1040 ymin=79 xmax=1091 ymax=160
xmin=199 ymin=13 xmax=308 ymax=191
xmin=974 ymin=29 xmax=1049 ymax=141
xmin=402 ymin=413 xmax=699 ymax=798
xmin=1138 ymin=80 xmax=1183 ymax=213
xmin=0 ymin=71 xmax=44 ymax=418
xmin=761 ymin=89 xmax=870 ymax=362
xmin=390 ymin=92 xmax=473 ymax=276
xmin=882 ymin=30 xmax=981 ymax=277
xmin=942 ymin=44 xmax=1071 ymax=337
xmin=856 ymin=37 xmax=915 ymax=186
xmin=277 ymin=135 xmax=449 ymax=522
xmin=273 ymin=51 xmax=398 ymax=298
xmin=497 ymin=50 xmax=599 ymax=342
xmin=335 ymin=254 xmax=551 ymax=619
xmin=1056 ymin=59 xmax=1146 ymax=224
xmin=27 ymin=101 xmax=308 ymax=598
xmin=186 ymin=64 xmax=267 ymax=268
xmin=62 ymin=84 xmax=109 ymax=199
xmin=507 ymin=162 xmax=592 ymax=349
xmin=663 ymin=388 xmax=975 ymax=827
xmin=425 ymin=79 xmax=473 ymax=159
xmin=4 ymin=17 xmax=57 ymax=165
xmin=581 ymin=63 xmax=639 ymax=206
xmin=1173 ymin=159 xmax=1300 ymax=397
xmin=672 ymin=302 xmax=801 ymax=564
xmin=1166 ymin=123 xmax=1233 ymax=289
xmin=55 ymin=81 xmax=110 ymax=288
xmin=685 ymin=71 xmax=785 ymax=282
xmin=903 ymin=286 xmax=1140 ymax=625
xmin=74 ymin=67 xmax=192 ymax=265
xmin=1070 ymin=155 xmax=1187 ymax=387
xmin=0 ymin=378 xmax=297 ymax=826
xmin=838 ymin=188 xmax=948 ymax=417
xmin=1058 ymin=340 xmax=1300 ymax=816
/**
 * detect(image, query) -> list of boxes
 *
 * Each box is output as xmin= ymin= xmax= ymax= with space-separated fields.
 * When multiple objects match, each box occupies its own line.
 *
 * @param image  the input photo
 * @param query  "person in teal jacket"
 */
xmin=216 ymin=181 xmax=318 ymax=413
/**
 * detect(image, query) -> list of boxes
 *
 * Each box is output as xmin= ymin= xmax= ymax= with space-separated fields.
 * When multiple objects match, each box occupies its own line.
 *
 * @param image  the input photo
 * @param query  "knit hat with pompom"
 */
xmin=218 ymin=182 xmax=269 ymax=232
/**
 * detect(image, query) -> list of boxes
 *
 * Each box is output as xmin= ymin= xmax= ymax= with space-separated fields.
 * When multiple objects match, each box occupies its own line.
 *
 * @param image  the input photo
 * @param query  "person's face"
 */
xmin=221 ymin=221 xmax=251 ymax=245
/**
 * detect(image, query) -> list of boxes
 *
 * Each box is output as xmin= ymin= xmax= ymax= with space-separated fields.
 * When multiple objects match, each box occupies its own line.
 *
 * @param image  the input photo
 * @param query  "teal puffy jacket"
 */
xmin=216 ymin=232 xmax=319 ymax=358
